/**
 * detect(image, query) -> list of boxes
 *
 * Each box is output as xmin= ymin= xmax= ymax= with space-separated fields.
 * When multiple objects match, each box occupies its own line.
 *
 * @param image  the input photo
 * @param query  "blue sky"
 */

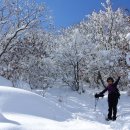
xmin=36 ymin=0 xmax=130 ymax=29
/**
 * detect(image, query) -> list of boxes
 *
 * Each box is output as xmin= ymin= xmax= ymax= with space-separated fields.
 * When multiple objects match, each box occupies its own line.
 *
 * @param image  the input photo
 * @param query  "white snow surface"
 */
xmin=0 ymin=77 xmax=130 ymax=130
xmin=126 ymin=33 xmax=130 ymax=40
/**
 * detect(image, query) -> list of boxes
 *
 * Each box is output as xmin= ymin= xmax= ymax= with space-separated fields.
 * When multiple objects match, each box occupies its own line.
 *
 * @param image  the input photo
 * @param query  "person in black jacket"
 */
xmin=95 ymin=77 xmax=121 ymax=121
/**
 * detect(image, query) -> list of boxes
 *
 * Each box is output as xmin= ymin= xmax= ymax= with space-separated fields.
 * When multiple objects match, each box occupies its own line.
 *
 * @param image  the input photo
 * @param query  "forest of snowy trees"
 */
xmin=0 ymin=0 xmax=130 ymax=92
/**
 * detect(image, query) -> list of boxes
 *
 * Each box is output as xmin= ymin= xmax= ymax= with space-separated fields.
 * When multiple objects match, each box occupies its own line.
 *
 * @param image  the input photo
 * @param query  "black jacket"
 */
xmin=100 ymin=77 xmax=120 ymax=99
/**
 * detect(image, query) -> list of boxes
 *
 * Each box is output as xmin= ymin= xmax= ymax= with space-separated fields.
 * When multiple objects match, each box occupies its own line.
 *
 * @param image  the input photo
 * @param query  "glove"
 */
xmin=95 ymin=93 xmax=99 ymax=98
xmin=95 ymin=93 xmax=104 ymax=98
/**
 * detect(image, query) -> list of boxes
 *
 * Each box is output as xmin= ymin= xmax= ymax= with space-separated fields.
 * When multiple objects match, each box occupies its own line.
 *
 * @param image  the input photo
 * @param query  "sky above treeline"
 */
xmin=36 ymin=0 xmax=130 ymax=29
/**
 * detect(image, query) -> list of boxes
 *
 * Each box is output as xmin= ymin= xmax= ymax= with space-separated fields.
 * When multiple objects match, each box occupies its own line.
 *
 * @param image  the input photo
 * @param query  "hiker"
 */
xmin=95 ymin=76 xmax=121 ymax=121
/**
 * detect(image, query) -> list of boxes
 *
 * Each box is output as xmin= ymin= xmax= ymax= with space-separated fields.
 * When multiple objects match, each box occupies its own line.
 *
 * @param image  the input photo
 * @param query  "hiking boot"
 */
xmin=112 ymin=117 xmax=116 ymax=121
xmin=106 ymin=117 xmax=112 ymax=121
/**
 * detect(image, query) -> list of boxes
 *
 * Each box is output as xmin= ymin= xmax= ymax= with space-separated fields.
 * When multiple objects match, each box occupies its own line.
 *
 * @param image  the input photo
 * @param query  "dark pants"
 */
xmin=108 ymin=94 xmax=118 ymax=119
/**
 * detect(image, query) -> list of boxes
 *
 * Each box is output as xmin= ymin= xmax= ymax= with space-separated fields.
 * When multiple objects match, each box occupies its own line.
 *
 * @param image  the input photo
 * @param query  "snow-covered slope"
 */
xmin=0 ymin=76 xmax=12 ymax=87
xmin=0 ymin=77 xmax=130 ymax=130
xmin=0 ymin=86 xmax=111 ymax=130
xmin=0 ymin=87 xmax=71 ymax=120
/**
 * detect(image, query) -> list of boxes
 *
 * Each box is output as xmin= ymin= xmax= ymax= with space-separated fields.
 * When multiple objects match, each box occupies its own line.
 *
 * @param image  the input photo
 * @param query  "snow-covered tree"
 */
xmin=54 ymin=26 xmax=93 ymax=92
xmin=78 ymin=0 xmax=130 ymax=89
xmin=0 ymin=0 xmax=54 ymax=89
xmin=4 ymin=30 xmax=56 ymax=89
xmin=0 ymin=0 xmax=130 ymax=91
xmin=55 ymin=0 xmax=130 ymax=90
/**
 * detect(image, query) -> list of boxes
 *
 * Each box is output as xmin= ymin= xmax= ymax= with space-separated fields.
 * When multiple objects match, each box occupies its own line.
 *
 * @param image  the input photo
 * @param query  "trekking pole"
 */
xmin=94 ymin=98 xmax=99 ymax=111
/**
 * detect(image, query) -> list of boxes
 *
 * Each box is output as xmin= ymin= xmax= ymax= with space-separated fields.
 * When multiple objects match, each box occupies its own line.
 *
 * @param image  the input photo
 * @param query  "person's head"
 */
xmin=107 ymin=77 xmax=114 ymax=85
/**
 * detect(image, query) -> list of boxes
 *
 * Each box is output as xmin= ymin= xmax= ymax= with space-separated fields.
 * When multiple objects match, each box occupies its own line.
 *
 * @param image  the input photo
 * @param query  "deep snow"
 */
xmin=0 ymin=77 xmax=130 ymax=130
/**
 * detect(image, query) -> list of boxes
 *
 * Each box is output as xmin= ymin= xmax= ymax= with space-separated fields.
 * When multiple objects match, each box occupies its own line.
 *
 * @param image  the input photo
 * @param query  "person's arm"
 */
xmin=113 ymin=77 xmax=120 ymax=87
xmin=99 ymin=87 xmax=108 ymax=95
xmin=95 ymin=88 xmax=108 ymax=98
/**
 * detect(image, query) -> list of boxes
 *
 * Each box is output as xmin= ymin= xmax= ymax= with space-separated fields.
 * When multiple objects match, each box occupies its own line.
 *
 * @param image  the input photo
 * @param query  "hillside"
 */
xmin=0 ymin=77 xmax=129 ymax=130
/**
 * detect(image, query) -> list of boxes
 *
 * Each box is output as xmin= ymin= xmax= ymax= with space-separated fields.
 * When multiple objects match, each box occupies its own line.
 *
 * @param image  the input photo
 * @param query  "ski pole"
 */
xmin=94 ymin=98 xmax=99 ymax=111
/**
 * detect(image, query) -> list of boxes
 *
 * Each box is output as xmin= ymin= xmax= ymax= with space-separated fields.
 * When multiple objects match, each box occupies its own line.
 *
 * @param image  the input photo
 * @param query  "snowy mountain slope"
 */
xmin=0 ymin=77 xmax=129 ymax=130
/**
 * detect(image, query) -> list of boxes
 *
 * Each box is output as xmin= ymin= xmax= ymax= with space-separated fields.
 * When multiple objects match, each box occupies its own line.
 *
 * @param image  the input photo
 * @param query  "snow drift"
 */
xmin=0 ymin=86 xmax=71 ymax=121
